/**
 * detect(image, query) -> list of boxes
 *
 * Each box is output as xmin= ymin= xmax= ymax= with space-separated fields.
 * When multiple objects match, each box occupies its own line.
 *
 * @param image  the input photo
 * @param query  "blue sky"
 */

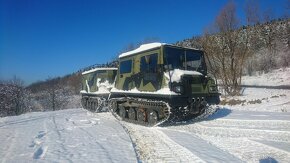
xmin=0 ymin=0 xmax=288 ymax=85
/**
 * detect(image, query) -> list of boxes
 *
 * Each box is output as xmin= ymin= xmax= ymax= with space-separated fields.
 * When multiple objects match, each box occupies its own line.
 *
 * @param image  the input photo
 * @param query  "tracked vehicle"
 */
xmin=109 ymin=43 xmax=220 ymax=126
xmin=81 ymin=67 xmax=117 ymax=112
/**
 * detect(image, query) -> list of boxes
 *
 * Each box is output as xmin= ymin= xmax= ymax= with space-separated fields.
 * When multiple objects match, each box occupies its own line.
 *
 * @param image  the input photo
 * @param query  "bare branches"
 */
xmin=202 ymin=1 xmax=250 ymax=96
xmin=244 ymin=0 xmax=261 ymax=25
xmin=215 ymin=1 xmax=239 ymax=33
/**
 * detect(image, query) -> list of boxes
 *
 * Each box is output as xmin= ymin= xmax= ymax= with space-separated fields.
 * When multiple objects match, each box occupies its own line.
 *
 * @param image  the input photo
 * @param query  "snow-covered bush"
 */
xmin=32 ymin=85 xmax=74 ymax=111
xmin=0 ymin=80 xmax=33 ymax=117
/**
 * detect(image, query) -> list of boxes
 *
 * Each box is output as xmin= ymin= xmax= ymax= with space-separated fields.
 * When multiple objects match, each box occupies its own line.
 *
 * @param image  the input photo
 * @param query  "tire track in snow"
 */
xmin=199 ymin=136 xmax=290 ymax=162
xmin=198 ymin=119 xmax=290 ymax=132
xmin=165 ymin=110 xmax=290 ymax=162
xmin=251 ymin=139 xmax=290 ymax=153
xmin=70 ymin=119 xmax=114 ymax=162
xmin=66 ymin=112 xmax=134 ymax=162
xmin=169 ymin=123 xmax=290 ymax=142
xmin=48 ymin=115 xmax=72 ymax=162
xmin=1 ymin=130 xmax=16 ymax=163
xmin=122 ymin=122 xmax=205 ymax=163
xmin=0 ymin=116 xmax=48 ymax=128
xmin=0 ymin=110 xmax=82 ymax=128
xmin=160 ymin=129 xmax=243 ymax=162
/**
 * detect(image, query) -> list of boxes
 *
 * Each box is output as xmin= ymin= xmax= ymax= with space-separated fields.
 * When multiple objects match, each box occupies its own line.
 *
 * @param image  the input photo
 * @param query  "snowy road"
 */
xmin=122 ymin=107 xmax=290 ymax=162
xmin=0 ymin=109 xmax=137 ymax=163
xmin=1 ymin=108 xmax=290 ymax=163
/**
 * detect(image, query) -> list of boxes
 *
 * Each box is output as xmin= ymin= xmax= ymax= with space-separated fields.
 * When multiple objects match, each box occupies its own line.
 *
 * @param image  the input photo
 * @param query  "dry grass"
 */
xmin=220 ymin=99 xmax=246 ymax=105
xmin=220 ymin=98 xmax=263 ymax=105
xmin=247 ymin=99 xmax=262 ymax=104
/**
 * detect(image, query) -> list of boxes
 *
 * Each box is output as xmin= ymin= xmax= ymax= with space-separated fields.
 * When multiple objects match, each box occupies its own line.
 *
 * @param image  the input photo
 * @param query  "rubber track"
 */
xmin=108 ymin=98 xmax=171 ymax=127
xmin=82 ymin=97 xmax=107 ymax=113
xmin=109 ymin=97 xmax=219 ymax=127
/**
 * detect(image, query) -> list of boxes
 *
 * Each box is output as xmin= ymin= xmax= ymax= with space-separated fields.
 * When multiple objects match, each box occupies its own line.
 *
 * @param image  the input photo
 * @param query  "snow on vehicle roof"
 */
xmin=119 ymin=42 xmax=166 ymax=58
xmin=119 ymin=42 xmax=201 ymax=58
xmin=82 ymin=67 xmax=118 ymax=75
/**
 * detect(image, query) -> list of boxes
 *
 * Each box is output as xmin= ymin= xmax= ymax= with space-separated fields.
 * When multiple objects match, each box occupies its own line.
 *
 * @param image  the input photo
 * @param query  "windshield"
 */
xmin=164 ymin=46 xmax=206 ymax=73
xmin=96 ymin=70 xmax=116 ymax=84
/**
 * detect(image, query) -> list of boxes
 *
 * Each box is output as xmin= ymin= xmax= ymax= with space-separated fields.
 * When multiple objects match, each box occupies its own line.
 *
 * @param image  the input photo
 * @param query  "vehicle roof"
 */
xmin=82 ymin=67 xmax=118 ymax=75
xmin=118 ymin=42 xmax=201 ymax=59
xmin=119 ymin=43 xmax=165 ymax=58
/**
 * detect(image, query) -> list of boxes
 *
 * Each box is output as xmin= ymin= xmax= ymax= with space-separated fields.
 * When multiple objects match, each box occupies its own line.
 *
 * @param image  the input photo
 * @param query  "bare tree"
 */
xmin=259 ymin=19 xmax=279 ymax=72
xmin=243 ymin=0 xmax=265 ymax=76
xmin=271 ymin=18 xmax=290 ymax=68
xmin=43 ymin=78 xmax=71 ymax=111
xmin=201 ymin=1 xmax=251 ymax=96
xmin=244 ymin=0 xmax=261 ymax=25
xmin=263 ymin=8 xmax=275 ymax=23
xmin=283 ymin=0 xmax=290 ymax=18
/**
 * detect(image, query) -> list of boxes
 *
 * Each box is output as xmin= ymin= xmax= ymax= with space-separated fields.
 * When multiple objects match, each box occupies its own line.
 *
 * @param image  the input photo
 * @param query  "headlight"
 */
xmin=173 ymin=85 xmax=184 ymax=94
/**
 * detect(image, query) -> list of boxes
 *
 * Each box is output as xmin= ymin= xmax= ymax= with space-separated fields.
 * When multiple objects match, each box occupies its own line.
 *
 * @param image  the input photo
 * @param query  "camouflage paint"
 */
xmin=115 ymin=45 xmax=218 ymax=97
xmin=81 ymin=69 xmax=117 ymax=93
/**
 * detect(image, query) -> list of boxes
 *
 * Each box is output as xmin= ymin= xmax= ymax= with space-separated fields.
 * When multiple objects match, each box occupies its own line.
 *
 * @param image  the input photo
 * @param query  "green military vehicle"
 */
xmin=109 ymin=43 xmax=220 ymax=126
xmin=81 ymin=67 xmax=117 ymax=112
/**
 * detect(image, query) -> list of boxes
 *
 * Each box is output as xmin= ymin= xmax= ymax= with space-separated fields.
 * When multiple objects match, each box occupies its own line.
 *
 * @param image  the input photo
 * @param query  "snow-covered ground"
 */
xmin=221 ymin=67 xmax=290 ymax=112
xmin=242 ymin=67 xmax=290 ymax=86
xmin=120 ymin=105 xmax=290 ymax=163
xmin=221 ymin=88 xmax=290 ymax=112
xmin=1 ymin=68 xmax=290 ymax=162
xmin=0 ymin=109 xmax=137 ymax=162
xmin=1 ymin=96 xmax=289 ymax=162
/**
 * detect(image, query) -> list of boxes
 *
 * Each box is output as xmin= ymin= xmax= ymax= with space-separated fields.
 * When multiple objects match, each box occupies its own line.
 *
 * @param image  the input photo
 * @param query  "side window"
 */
xmin=140 ymin=53 xmax=158 ymax=73
xmin=120 ymin=59 xmax=132 ymax=74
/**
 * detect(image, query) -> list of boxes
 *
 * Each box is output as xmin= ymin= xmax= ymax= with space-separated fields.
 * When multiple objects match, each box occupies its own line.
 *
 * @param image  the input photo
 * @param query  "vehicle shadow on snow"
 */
xmin=259 ymin=157 xmax=278 ymax=163
xmin=206 ymin=107 xmax=232 ymax=121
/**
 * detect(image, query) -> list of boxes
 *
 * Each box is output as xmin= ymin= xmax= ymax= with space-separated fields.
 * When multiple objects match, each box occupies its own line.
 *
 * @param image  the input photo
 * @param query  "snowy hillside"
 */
xmin=242 ymin=68 xmax=290 ymax=86
xmin=221 ymin=68 xmax=290 ymax=112
xmin=1 ymin=68 xmax=290 ymax=162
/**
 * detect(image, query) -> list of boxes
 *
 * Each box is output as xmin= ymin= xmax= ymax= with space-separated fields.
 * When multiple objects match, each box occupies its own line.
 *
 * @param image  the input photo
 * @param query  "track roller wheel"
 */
xmin=199 ymin=101 xmax=207 ymax=114
xmin=148 ymin=110 xmax=158 ymax=125
xmin=87 ymin=100 xmax=91 ymax=111
xmin=109 ymin=100 xmax=118 ymax=112
xmin=128 ymin=108 xmax=136 ymax=120
xmin=137 ymin=108 xmax=146 ymax=122
xmin=119 ymin=107 xmax=127 ymax=119
xmin=81 ymin=98 xmax=86 ymax=109
xmin=91 ymin=100 xmax=95 ymax=112
xmin=92 ymin=101 xmax=96 ymax=112
xmin=94 ymin=100 xmax=98 ymax=112
xmin=82 ymin=99 xmax=86 ymax=109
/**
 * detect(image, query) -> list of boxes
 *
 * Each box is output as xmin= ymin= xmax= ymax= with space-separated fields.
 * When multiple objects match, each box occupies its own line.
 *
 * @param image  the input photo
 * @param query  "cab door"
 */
xmin=117 ymin=58 xmax=134 ymax=90
xmin=138 ymin=52 xmax=162 ymax=92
